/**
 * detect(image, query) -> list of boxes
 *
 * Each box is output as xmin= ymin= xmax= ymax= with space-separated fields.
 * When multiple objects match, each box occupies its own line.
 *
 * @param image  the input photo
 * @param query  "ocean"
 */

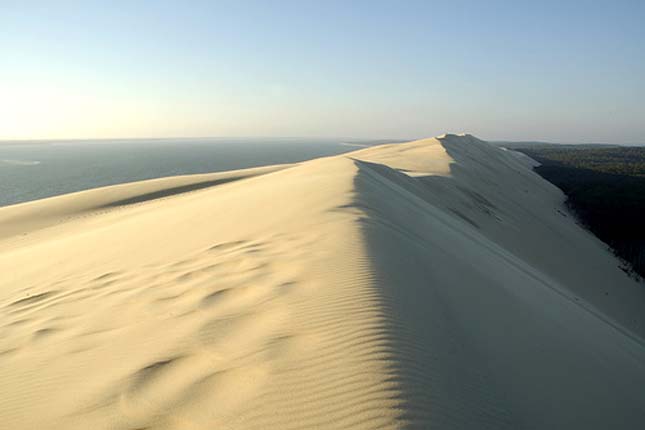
xmin=0 ymin=138 xmax=385 ymax=207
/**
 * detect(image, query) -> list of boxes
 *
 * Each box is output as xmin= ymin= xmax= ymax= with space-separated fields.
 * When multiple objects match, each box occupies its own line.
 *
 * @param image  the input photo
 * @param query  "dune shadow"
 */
xmin=347 ymin=157 xmax=519 ymax=428
xmin=346 ymin=136 xmax=645 ymax=428
xmin=99 ymin=177 xmax=243 ymax=208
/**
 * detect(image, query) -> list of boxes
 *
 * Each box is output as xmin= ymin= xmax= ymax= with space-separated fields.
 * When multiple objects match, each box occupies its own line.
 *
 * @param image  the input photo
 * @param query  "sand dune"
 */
xmin=0 ymin=164 xmax=290 ymax=242
xmin=1 ymin=134 xmax=644 ymax=429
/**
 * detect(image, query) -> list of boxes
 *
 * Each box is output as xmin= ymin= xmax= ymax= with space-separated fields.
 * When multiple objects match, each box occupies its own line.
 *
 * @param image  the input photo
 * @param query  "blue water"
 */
xmin=0 ymin=138 xmax=385 ymax=207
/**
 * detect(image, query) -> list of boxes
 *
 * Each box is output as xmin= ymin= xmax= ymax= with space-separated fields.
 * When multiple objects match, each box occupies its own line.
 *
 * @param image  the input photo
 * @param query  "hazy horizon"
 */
xmin=2 ymin=1 xmax=644 ymax=143
xmin=1 ymin=135 xmax=644 ymax=147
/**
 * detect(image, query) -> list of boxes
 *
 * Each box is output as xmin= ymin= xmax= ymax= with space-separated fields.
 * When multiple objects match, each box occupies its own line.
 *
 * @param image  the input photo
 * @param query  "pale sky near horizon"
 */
xmin=1 ymin=0 xmax=644 ymax=143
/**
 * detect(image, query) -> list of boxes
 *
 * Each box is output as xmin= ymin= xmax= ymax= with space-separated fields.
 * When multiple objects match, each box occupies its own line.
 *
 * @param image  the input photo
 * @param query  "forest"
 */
xmin=513 ymin=145 xmax=645 ymax=280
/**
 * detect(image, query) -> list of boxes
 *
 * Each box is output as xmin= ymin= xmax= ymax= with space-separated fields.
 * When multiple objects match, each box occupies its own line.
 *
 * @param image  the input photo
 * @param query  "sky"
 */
xmin=1 ymin=0 xmax=644 ymax=143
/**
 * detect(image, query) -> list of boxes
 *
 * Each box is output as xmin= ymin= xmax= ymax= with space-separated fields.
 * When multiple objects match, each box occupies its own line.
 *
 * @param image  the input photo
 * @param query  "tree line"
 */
xmin=515 ymin=146 xmax=645 ymax=280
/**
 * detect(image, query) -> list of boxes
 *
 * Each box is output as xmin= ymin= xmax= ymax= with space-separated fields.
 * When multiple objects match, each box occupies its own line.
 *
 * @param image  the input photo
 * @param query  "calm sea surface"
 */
xmin=0 ymin=138 xmax=385 ymax=207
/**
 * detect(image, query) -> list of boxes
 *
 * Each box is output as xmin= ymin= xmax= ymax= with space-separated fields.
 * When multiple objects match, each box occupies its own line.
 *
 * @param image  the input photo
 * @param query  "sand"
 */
xmin=1 ymin=134 xmax=644 ymax=429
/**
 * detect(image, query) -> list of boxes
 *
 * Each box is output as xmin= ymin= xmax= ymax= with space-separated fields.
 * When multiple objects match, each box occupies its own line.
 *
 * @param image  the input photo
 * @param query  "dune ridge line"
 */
xmin=1 ymin=134 xmax=644 ymax=429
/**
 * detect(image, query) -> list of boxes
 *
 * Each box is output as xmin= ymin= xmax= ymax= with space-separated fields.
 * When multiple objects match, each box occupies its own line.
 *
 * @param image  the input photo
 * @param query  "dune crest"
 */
xmin=1 ymin=135 xmax=644 ymax=429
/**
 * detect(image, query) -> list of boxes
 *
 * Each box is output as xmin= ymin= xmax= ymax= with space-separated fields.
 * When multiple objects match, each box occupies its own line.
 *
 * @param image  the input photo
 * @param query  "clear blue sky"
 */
xmin=2 ymin=0 xmax=644 ymax=142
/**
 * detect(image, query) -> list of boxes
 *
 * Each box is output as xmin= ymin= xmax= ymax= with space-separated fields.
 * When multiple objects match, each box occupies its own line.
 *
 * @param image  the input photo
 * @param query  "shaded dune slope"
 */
xmin=0 ymin=135 xmax=644 ymax=429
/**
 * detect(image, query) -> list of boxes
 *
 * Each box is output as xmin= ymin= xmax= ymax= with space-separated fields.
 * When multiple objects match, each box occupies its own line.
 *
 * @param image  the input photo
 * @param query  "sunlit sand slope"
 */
xmin=1 ymin=134 xmax=644 ymax=429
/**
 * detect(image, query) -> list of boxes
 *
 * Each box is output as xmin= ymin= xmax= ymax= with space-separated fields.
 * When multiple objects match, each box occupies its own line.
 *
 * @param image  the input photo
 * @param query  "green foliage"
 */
xmin=516 ymin=147 xmax=645 ymax=280
xmin=523 ymin=147 xmax=645 ymax=177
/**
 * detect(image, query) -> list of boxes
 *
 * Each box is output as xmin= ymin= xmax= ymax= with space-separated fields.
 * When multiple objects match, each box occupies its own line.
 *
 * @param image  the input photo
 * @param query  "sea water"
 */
xmin=0 ymin=138 xmax=383 ymax=207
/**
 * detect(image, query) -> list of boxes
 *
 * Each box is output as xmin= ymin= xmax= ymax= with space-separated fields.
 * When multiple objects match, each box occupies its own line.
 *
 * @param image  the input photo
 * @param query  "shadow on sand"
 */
xmin=344 ymin=137 xmax=645 ymax=428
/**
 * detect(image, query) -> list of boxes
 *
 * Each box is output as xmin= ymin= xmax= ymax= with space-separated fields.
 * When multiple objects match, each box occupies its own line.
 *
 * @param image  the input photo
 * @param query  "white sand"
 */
xmin=1 ymin=134 xmax=644 ymax=429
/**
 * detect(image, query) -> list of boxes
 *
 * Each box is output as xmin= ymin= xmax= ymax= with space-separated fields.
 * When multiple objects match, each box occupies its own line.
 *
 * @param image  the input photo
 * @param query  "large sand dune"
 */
xmin=1 ymin=134 xmax=644 ymax=429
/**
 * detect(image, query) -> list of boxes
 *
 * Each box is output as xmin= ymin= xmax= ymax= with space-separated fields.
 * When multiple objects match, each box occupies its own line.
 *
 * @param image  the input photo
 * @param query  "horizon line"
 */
xmin=1 ymin=135 xmax=643 ymax=146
